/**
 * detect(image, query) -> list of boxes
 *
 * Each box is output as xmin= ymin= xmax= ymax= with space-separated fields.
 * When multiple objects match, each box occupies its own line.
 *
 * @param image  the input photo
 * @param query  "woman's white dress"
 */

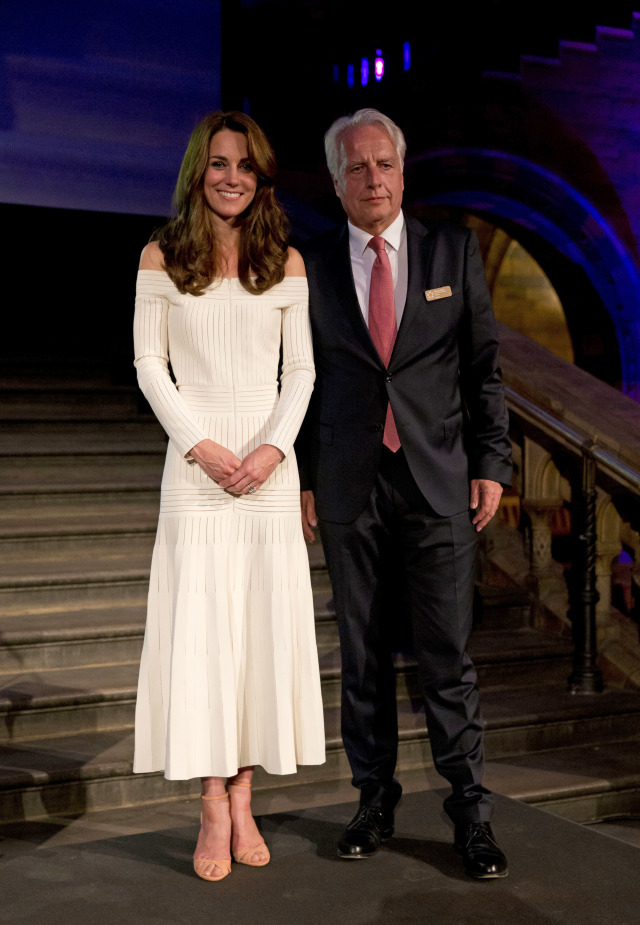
xmin=132 ymin=270 xmax=325 ymax=780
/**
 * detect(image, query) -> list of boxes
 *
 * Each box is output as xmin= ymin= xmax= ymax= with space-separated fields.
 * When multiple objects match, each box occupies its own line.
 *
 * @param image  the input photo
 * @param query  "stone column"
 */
xmin=522 ymin=499 xmax=564 ymax=578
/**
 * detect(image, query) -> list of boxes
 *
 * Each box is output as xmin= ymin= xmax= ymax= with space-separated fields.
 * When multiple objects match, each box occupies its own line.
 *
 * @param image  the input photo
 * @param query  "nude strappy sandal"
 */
xmin=227 ymin=780 xmax=270 ymax=867
xmin=193 ymin=793 xmax=232 ymax=882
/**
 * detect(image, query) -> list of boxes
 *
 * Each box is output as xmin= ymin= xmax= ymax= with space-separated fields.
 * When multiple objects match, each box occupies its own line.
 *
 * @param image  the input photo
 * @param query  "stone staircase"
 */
xmin=1 ymin=366 xmax=640 ymax=826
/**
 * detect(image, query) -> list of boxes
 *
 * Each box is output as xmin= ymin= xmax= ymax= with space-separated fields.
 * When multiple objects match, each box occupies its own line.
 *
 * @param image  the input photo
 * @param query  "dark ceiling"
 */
xmin=221 ymin=1 xmax=639 ymax=179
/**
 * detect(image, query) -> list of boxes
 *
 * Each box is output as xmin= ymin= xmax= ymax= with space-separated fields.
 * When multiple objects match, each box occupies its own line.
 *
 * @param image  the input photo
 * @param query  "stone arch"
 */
xmin=406 ymin=148 xmax=640 ymax=397
xmin=597 ymin=495 xmax=624 ymax=549
xmin=523 ymin=440 xmax=567 ymax=503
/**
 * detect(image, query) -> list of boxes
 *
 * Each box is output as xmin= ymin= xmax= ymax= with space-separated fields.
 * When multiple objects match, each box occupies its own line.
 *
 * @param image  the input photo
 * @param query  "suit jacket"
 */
xmin=296 ymin=214 xmax=512 ymax=523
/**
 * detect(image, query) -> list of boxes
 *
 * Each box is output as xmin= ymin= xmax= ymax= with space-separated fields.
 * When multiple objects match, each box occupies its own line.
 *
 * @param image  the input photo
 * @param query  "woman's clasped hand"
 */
xmin=189 ymin=439 xmax=284 ymax=494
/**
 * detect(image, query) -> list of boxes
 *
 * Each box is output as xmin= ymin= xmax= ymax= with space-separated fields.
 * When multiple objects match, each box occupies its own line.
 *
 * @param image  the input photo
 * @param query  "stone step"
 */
xmin=319 ymin=627 xmax=575 ymax=708
xmin=474 ymin=583 xmax=532 ymax=629
xmin=0 ymin=506 xmax=332 ymax=549
xmin=1 ymin=686 xmax=639 ymax=822
xmin=0 ymin=604 xmax=149 ymax=672
xmin=0 ymin=361 xmax=116 ymax=389
xmin=0 ymin=388 xmax=148 ymax=421
xmin=0 ymin=618 xmax=572 ymax=687
xmin=0 ymin=527 xmax=157 ymax=562
xmin=0 ymin=529 xmax=329 ymax=606
xmin=0 ymin=507 xmax=326 ymax=553
xmin=0 ymin=548 xmax=540 ymax=677
xmin=482 ymin=687 xmax=640 ymax=758
xmin=0 ymin=567 xmax=332 ymax=619
xmin=0 ymin=663 xmax=141 ymax=742
xmin=0 ymin=623 xmax=573 ymax=708
xmin=248 ymin=741 xmax=640 ymax=827
xmin=3 ymin=737 xmax=639 ymax=829
xmin=318 ymin=688 xmax=640 ymax=787
xmin=0 ymin=492 xmax=160 ymax=532
xmin=0 ymin=636 xmax=618 ymax=744
xmin=0 ymin=421 xmax=167 ymax=456
xmin=0 ymin=576 xmax=150 ymax=616
xmin=0 ymin=644 xmax=332 ymax=741
xmin=470 ymin=627 xmax=574 ymax=688
xmin=507 ymin=740 xmax=640 ymax=823
xmin=0 ymin=533 xmax=156 ymax=580
xmin=0 ymin=455 xmax=165 ymax=494
xmin=0 ymin=505 xmax=537 ymax=676
xmin=0 ymin=585 xmax=336 ymax=673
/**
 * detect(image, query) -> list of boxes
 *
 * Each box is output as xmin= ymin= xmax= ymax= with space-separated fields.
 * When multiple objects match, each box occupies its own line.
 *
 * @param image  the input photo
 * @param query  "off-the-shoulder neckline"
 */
xmin=137 ymin=270 xmax=307 ymax=281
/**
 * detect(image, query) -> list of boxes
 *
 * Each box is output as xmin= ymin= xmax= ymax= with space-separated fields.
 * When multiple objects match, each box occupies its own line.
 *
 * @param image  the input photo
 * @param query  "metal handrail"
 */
xmin=505 ymin=386 xmax=640 ymax=494
xmin=504 ymin=385 xmax=608 ymax=693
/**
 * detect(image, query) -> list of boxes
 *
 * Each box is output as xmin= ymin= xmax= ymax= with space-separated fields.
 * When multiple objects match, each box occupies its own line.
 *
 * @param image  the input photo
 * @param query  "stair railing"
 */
xmin=504 ymin=386 xmax=640 ymax=693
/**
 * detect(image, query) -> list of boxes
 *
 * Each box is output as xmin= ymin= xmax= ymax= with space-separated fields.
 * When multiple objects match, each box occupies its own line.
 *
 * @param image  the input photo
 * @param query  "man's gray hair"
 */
xmin=324 ymin=109 xmax=407 ymax=191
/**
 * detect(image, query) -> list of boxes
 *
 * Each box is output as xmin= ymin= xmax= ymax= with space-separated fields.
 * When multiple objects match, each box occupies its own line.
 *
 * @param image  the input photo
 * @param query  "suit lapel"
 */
xmin=321 ymin=226 xmax=384 ymax=367
xmin=390 ymin=216 xmax=434 ymax=368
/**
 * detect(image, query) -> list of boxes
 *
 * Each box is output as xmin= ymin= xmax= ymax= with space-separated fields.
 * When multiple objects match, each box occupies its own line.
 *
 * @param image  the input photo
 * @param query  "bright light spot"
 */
xmin=374 ymin=54 xmax=384 ymax=81
xmin=361 ymin=58 xmax=369 ymax=86
xmin=347 ymin=64 xmax=354 ymax=89
xmin=403 ymin=41 xmax=411 ymax=71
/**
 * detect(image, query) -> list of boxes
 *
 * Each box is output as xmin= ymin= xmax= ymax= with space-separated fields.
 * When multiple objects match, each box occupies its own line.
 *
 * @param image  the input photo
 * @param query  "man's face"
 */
xmin=335 ymin=124 xmax=404 ymax=235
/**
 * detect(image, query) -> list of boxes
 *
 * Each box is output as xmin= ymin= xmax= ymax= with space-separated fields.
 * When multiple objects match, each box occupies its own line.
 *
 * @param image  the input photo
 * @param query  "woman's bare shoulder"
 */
xmin=283 ymin=247 xmax=306 ymax=277
xmin=139 ymin=241 xmax=165 ymax=270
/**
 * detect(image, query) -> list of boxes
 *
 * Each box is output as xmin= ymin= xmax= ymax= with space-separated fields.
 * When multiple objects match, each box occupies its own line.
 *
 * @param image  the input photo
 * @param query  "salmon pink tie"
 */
xmin=367 ymin=235 xmax=401 ymax=452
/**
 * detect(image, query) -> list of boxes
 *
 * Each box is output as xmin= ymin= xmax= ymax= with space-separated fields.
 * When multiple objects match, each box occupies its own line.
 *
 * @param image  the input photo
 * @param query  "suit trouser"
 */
xmin=318 ymin=448 xmax=493 ymax=825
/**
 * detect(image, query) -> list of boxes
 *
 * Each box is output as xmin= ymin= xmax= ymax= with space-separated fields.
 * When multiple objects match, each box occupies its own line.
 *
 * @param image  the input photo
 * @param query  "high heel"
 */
xmin=193 ymin=793 xmax=232 ymax=882
xmin=227 ymin=780 xmax=270 ymax=867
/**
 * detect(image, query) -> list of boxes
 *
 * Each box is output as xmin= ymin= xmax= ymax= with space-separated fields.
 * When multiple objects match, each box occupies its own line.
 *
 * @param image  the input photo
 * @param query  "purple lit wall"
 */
xmin=0 ymin=1 xmax=221 ymax=215
xmin=396 ymin=18 xmax=640 ymax=398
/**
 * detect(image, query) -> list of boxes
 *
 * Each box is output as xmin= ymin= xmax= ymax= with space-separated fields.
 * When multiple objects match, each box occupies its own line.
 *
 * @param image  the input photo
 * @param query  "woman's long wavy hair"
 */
xmin=153 ymin=111 xmax=290 ymax=295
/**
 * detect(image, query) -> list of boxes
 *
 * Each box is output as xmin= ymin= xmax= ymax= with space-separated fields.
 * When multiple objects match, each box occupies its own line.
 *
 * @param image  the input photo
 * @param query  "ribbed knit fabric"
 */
xmin=132 ymin=270 xmax=325 ymax=779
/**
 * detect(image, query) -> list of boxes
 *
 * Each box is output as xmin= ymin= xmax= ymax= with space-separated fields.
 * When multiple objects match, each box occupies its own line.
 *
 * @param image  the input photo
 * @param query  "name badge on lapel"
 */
xmin=424 ymin=285 xmax=452 ymax=302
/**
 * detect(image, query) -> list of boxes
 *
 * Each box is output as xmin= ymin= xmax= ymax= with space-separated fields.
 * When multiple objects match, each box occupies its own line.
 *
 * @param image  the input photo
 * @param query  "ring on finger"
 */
xmin=247 ymin=485 xmax=257 ymax=494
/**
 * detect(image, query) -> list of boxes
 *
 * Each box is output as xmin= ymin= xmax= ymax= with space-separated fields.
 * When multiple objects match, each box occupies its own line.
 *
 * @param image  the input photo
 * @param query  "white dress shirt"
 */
xmin=348 ymin=210 xmax=408 ymax=328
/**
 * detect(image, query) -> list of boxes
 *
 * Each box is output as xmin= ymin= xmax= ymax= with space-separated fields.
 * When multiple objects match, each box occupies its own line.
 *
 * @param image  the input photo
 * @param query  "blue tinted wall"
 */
xmin=0 ymin=1 xmax=221 ymax=215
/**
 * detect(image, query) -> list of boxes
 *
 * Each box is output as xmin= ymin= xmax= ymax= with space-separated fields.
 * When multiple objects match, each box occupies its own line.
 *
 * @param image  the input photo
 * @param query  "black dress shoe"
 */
xmin=454 ymin=822 xmax=508 ymax=879
xmin=337 ymin=805 xmax=395 ymax=859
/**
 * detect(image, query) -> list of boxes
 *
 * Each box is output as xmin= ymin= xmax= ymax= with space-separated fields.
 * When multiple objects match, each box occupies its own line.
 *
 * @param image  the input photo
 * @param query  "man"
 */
xmin=297 ymin=109 xmax=512 ymax=878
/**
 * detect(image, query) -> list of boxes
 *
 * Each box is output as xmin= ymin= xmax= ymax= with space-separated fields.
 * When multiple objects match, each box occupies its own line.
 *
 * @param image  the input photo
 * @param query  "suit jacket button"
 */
xmin=385 ymin=374 xmax=393 ymax=382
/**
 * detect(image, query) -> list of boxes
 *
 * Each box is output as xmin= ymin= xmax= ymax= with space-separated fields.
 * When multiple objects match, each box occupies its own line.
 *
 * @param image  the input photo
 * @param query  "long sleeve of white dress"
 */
xmin=265 ymin=297 xmax=315 ymax=457
xmin=133 ymin=278 xmax=210 ymax=458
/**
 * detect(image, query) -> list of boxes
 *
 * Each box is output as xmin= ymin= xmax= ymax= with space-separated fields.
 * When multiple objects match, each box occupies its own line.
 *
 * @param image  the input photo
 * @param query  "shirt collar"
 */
xmin=348 ymin=210 xmax=405 ymax=256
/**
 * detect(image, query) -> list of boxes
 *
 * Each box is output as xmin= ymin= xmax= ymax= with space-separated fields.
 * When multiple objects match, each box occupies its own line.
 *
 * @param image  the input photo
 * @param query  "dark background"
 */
xmin=2 ymin=1 xmax=639 ymax=380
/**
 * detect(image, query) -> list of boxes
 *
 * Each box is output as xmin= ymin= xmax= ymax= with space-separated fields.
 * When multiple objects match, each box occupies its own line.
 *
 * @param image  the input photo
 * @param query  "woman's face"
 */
xmin=203 ymin=129 xmax=258 ymax=222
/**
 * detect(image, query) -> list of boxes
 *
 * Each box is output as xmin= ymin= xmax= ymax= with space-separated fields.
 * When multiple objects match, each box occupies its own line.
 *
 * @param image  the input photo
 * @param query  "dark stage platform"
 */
xmin=0 ymin=791 xmax=638 ymax=925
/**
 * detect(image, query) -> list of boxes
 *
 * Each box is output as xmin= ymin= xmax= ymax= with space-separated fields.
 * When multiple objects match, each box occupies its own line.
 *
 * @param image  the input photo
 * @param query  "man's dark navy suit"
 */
xmin=297 ymin=214 xmax=512 ymax=823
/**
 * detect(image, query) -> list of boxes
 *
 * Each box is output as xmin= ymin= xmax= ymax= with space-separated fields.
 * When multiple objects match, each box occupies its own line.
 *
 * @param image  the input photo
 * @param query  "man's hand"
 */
xmin=301 ymin=490 xmax=317 ymax=543
xmin=470 ymin=479 xmax=503 ymax=532
xmin=218 ymin=444 xmax=284 ymax=495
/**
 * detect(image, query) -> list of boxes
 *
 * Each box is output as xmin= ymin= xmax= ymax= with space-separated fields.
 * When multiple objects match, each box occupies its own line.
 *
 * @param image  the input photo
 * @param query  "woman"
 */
xmin=133 ymin=111 xmax=325 ymax=882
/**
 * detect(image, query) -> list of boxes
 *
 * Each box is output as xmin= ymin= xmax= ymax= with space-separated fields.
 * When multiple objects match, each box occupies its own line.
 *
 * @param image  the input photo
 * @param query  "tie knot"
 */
xmin=367 ymin=236 xmax=387 ymax=257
